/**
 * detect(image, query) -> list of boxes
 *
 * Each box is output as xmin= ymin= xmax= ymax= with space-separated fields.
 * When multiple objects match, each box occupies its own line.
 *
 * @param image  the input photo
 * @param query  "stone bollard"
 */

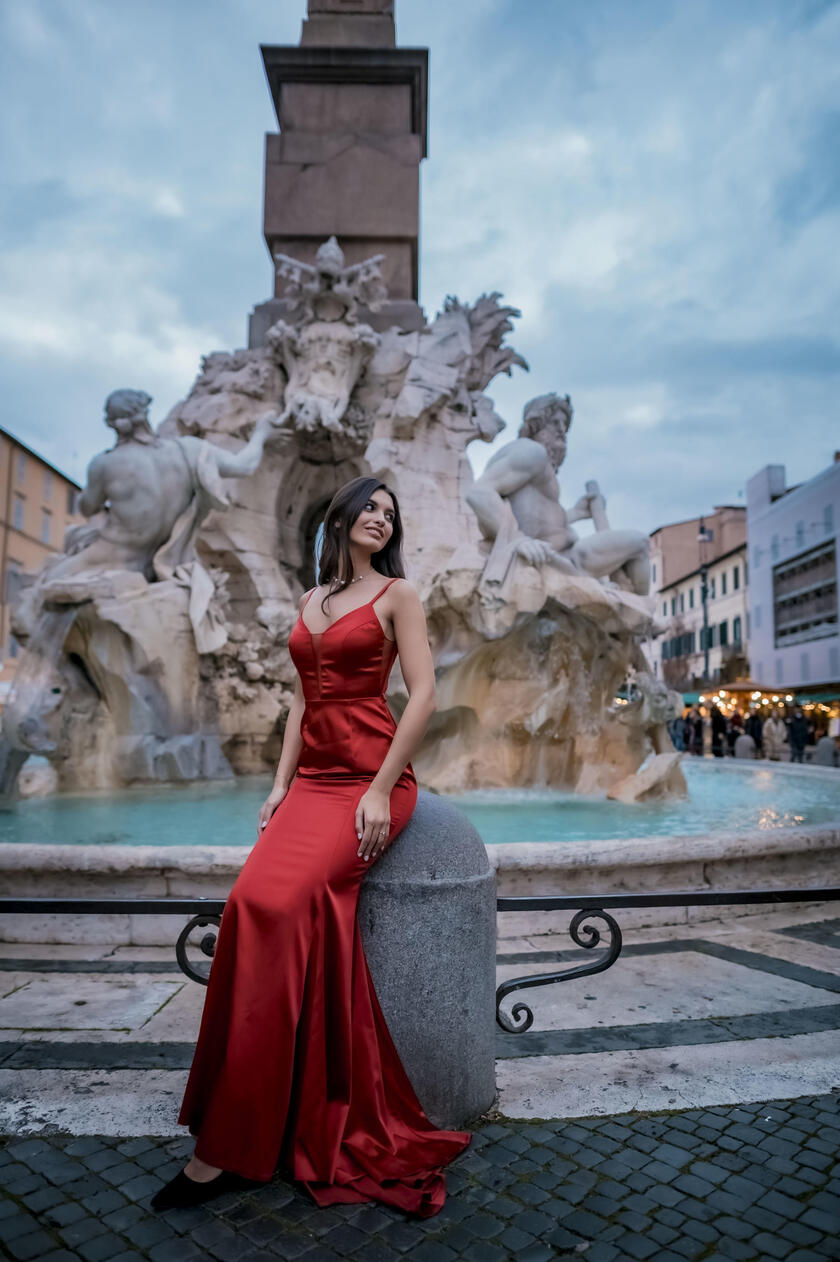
xmin=359 ymin=788 xmax=497 ymax=1129
xmin=734 ymin=733 xmax=756 ymax=759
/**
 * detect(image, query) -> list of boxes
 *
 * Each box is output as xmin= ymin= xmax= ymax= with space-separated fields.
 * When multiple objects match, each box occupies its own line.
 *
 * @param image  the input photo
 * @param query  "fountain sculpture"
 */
xmin=3 ymin=239 xmax=681 ymax=801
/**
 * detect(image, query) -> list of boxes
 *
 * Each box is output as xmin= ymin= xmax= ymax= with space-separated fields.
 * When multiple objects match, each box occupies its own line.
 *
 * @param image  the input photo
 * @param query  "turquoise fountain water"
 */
xmin=1 ymin=760 xmax=836 ymax=848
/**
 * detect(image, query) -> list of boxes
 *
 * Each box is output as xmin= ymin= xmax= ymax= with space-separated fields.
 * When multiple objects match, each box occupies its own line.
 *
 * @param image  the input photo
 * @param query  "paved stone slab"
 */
xmin=0 ymin=1095 xmax=837 ymax=1260
xmin=498 ymin=1031 xmax=840 ymax=1118
xmin=496 ymin=947 xmax=840 ymax=1032
xmin=0 ymin=1071 xmax=187 ymax=1137
xmin=0 ymin=978 xmax=184 ymax=1032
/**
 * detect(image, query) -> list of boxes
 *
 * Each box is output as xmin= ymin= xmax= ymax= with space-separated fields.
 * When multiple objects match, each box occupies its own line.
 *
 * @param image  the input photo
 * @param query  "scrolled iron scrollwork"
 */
xmin=496 ymin=908 xmax=623 ymax=1033
xmin=175 ymin=914 xmax=222 ymax=985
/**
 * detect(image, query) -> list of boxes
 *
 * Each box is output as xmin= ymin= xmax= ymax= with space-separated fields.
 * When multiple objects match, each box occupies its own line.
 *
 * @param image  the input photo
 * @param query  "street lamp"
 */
xmin=698 ymin=517 xmax=713 ymax=684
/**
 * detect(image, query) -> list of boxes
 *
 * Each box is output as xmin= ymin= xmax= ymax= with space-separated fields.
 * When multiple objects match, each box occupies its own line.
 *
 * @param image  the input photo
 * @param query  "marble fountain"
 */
xmin=1 ymin=242 xmax=837 ymax=944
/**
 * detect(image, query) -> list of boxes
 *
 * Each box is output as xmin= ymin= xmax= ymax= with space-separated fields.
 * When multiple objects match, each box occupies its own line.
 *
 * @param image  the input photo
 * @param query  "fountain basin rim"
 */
xmin=0 ymin=820 xmax=838 ymax=876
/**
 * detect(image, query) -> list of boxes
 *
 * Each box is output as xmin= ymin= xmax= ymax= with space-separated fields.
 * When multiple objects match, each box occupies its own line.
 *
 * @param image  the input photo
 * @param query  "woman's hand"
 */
xmin=355 ymin=786 xmax=391 ymax=862
xmin=257 ymin=783 xmax=288 ymax=838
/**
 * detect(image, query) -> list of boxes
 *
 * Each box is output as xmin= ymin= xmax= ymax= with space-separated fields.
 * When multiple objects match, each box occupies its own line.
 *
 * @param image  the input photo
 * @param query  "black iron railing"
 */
xmin=494 ymin=888 xmax=840 ymax=1032
xmin=3 ymin=887 xmax=839 ymax=1030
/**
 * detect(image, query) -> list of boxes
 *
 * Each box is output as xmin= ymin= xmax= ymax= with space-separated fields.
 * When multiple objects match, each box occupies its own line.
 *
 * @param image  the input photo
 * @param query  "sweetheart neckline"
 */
xmin=297 ymin=579 xmax=397 ymax=641
xmin=297 ymin=606 xmax=396 ymax=643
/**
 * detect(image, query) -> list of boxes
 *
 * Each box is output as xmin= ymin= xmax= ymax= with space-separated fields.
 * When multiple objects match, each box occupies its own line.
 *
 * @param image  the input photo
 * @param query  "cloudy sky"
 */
xmin=1 ymin=0 xmax=838 ymax=533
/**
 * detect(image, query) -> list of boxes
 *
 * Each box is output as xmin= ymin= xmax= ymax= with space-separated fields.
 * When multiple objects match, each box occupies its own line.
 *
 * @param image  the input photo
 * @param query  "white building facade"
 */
xmin=746 ymin=459 xmax=840 ymax=690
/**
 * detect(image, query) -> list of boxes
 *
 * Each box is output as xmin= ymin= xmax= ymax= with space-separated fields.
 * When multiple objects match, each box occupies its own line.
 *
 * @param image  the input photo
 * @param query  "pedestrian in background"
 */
xmin=711 ymin=704 xmax=727 ymax=758
xmin=788 ymin=706 xmax=809 ymax=764
xmin=745 ymin=707 xmax=764 ymax=758
xmin=688 ymin=707 xmax=704 ymax=756
xmin=727 ymin=708 xmax=743 ymax=756
xmin=763 ymin=710 xmax=788 ymax=761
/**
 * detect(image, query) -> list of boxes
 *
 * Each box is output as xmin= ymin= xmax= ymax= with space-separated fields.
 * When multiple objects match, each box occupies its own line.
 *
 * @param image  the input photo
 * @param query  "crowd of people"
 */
xmin=668 ymin=703 xmax=825 ymax=761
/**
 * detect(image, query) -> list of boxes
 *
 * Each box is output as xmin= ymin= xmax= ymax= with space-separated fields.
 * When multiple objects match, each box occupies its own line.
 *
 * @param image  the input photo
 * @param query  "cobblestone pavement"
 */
xmin=1 ymin=1093 xmax=838 ymax=1262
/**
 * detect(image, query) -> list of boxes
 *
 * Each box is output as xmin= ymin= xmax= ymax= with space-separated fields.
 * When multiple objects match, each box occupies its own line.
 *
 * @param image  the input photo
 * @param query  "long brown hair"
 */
xmin=316 ymin=476 xmax=405 ymax=616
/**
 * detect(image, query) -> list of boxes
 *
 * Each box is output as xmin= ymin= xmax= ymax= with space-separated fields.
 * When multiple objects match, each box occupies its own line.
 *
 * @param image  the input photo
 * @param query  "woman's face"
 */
xmin=350 ymin=489 xmax=395 ymax=554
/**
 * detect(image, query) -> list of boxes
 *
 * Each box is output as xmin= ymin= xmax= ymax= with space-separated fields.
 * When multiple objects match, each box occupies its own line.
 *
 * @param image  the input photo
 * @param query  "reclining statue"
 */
xmin=465 ymin=393 xmax=650 ymax=596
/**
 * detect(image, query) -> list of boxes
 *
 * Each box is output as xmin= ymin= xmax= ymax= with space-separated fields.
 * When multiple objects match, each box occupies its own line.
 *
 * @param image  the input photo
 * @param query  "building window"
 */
xmin=721 ymin=571 xmax=727 ymax=596
xmin=8 ymin=633 xmax=19 ymax=659
xmin=826 ymin=503 xmax=835 ymax=536
xmin=733 ymin=565 xmax=740 ymax=590
xmin=15 ymin=451 xmax=25 ymax=483
xmin=12 ymin=496 xmax=24 ymax=531
xmin=66 ymin=486 xmax=77 ymax=514
xmin=40 ymin=510 xmax=51 ymax=544
xmin=670 ymin=597 xmax=676 ymax=616
xmin=719 ymin=620 xmax=728 ymax=647
xmin=679 ymin=593 xmax=684 ymax=613
xmin=733 ymin=615 xmax=742 ymax=644
xmin=689 ymin=588 xmax=694 ymax=609
xmin=43 ymin=469 xmax=52 ymax=501
xmin=662 ymin=601 xmax=667 ymax=617
xmin=652 ymin=562 xmax=656 ymax=583
xmin=710 ymin=577 xmax=716 ymax=599
xmin=744 ymin=558 xmax=749 ymax=584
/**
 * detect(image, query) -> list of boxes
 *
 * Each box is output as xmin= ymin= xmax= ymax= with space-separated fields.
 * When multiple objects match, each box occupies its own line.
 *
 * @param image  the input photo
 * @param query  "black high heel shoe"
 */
xmin=150 ymin=1166 xmax=247 ymax=1211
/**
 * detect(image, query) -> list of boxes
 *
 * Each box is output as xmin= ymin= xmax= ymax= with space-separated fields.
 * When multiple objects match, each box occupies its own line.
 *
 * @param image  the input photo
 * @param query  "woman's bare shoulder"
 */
xmin=297 ymin=586 xmax=320 ymax=613
xmin=386 ymin=577 xmax=422 ymax=609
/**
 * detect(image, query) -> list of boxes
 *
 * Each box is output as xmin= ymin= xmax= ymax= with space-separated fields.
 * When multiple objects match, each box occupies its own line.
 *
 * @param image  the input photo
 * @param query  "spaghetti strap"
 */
xmin=371 ymin=576 xmax=401 ymax=605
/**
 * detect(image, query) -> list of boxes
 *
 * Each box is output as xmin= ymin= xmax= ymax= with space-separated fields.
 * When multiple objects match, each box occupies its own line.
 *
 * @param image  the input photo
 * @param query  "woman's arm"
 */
xmin=274 ymin=670 xmax=305 ymax=791
xmin=356 ymin=580 xmax=436 ymax=859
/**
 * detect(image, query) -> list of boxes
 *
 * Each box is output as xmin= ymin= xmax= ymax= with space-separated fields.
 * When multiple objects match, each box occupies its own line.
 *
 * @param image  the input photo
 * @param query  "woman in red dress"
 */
xmin=151 ymin=475 xmax=472 ymax=1216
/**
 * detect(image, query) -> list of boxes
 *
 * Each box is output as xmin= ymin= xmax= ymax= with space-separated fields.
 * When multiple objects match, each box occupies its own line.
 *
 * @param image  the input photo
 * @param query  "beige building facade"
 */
xmin=0 ymin=429 xmax=82 ymax=688
xmin=644 ymin=506 xmax=749 ymax=688
xmin=656 ymin=545 xmax=750 ymax=689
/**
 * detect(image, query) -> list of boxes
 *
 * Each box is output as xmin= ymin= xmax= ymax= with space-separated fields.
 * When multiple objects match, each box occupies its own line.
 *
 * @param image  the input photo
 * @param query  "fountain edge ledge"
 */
xmin=0 ymin=824 xmax=838 ymax=942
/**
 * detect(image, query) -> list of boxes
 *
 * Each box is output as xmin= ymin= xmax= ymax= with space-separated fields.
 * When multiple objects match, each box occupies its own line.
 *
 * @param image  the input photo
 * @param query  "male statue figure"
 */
xmin=465 ymin=393 xmax=650 ymax=596
xmin=36 ymin=389 xmax=282 ymax=651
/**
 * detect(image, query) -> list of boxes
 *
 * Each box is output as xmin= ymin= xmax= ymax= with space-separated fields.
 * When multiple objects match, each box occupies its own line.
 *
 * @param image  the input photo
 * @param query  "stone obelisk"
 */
xmin=248 ymin=0 xmax=428 ymax=346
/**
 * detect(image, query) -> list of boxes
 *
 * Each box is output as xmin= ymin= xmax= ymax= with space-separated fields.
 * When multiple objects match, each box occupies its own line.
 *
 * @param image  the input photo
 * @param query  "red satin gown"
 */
xmin=178 ymin=576 xmax=472 ymax=1216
